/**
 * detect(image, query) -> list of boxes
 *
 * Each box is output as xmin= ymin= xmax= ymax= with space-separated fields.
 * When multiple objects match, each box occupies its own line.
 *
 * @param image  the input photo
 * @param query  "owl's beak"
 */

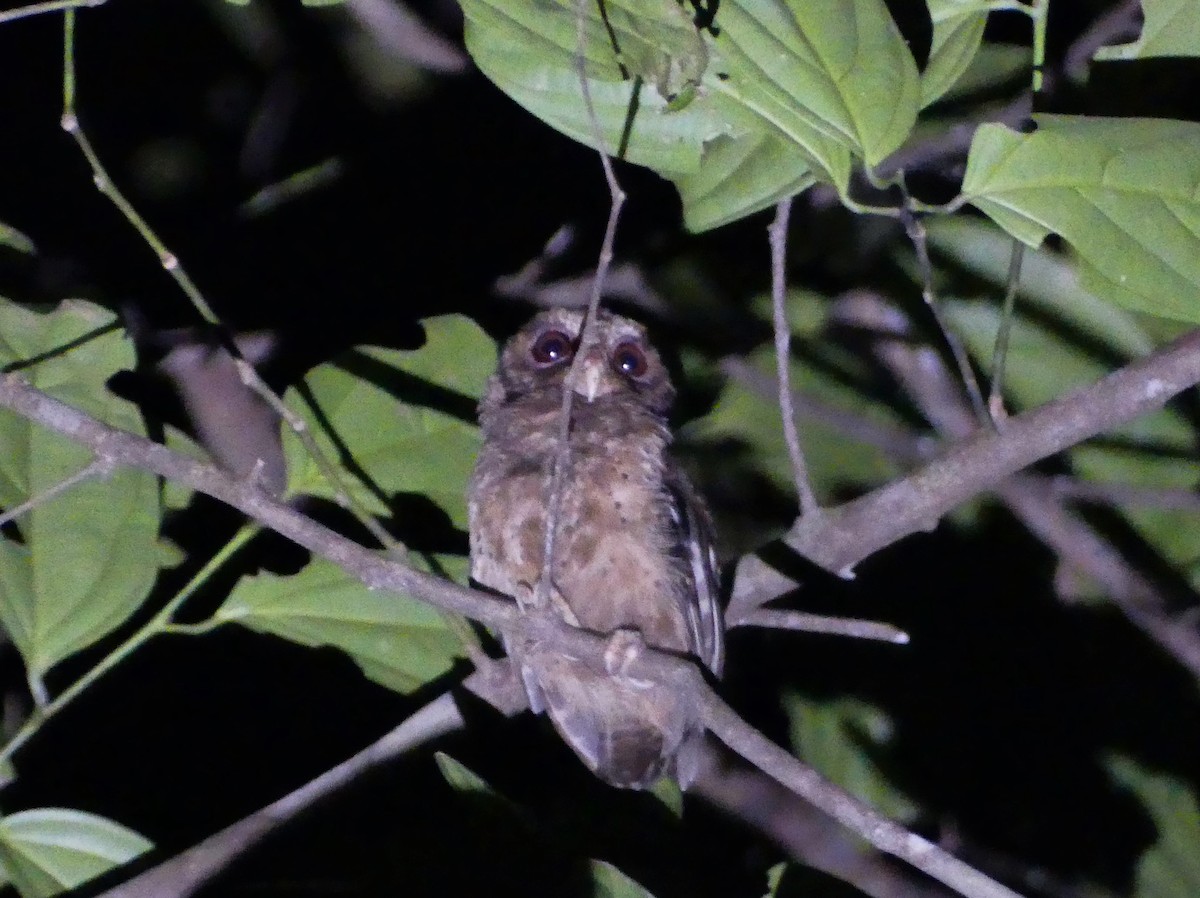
xmin=574 ymin=355 xmax=606 ymax=403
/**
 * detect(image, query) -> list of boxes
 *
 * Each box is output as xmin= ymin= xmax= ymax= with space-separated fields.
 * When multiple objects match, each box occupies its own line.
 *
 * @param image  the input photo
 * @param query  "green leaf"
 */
xmin=711 ymin=0 xmax=920 ymax=170
xmin=676 ymin=128 xmax=814 ymax=232
xmin=0 ymin=223 xmax=34 ymax=255
xmin=1095 ymin=0 xmax=1200 ymax=61
xmin=283 ymin=314 xmax=495 ymax=529
xmin=1106 ymin=756 xmax=1200 ymax=898
xmin=590 ymin=859 xmax=658 ymax=898
xmin=459 ymin=0 xmax=737 ymax=177
xmin=960 ymin=115 xmax=1200 ymax=323
xmin=648 ymin=776 xmax=683 ymax=819
xmin=922 ymin=0 xmax=988 ymax=107
xmin=937 ymin=42 xmax=1030 ymax=103
xmin=0 ymin=808 xmax=152 ymax=898
xmin=214 ymin=556 xmax=461 ymax=693
xmin=0 ymin=301 xmax=160 ymax=681
xmin=435 ymin=752 xmax=497 ymax=796
xmin=783 ymin=694 xmax=917 ymax=823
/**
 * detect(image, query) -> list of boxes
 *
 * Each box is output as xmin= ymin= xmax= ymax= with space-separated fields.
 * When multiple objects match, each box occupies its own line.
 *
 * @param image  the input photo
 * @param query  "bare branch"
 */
xmin=731 ymin=609 xmax=909 ymax=645
xmin=0 ymin=374 xmax=1025 ymax=898
xmin=0 ymin=0 xmax=103 ymax=25
xmin=536 ymin=0 xmax=628 ymax=605
xmin=768 ymin=198 xmax=821 ymax=517
xmin=1050 ymin=476 xmax=1200 ymax=513
xmin=344 ymin=0 xmax=469 ymax=74
xmin=0 ymin=456 xmax=112 ymax=529
xmin=694 ymin=753 xmax=952 ymax=898
xmin=1000 ymin=477 xmax=1200 ymax=683
xmin=899 ymin=208 xmax=988 ymax=424
xmin=699 ymin=687 xmax=1024 ymax=898
xmin=95 ymin=680 xmax=489 ymax=898
xmin=780 ymin=326 xmax=1200 ymax=577
xmin=1064 ymin=0 xmax=1142 ymax=81
xmin=837 ymin=295 xmax=1200 ymax=687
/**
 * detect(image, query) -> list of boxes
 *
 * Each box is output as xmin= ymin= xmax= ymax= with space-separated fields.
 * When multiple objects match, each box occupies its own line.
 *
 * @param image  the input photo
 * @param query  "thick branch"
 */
xmin=783 ymin=327 xmax=1200 ymax=576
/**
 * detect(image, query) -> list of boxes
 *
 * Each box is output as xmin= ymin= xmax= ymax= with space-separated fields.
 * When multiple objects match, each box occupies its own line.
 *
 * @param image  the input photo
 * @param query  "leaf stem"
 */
xmin=0 ymin=524 xmax=259 ymax=771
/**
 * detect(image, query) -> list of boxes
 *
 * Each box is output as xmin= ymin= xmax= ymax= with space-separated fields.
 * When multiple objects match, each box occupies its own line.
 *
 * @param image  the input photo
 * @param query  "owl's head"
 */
xmin=490 ymin=308 xmax=675 ymax=414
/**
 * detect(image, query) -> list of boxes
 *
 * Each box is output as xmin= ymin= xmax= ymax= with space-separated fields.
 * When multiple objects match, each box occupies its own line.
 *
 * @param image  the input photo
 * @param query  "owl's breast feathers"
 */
xmin=470 ymin=385 xmax=721 ymax=789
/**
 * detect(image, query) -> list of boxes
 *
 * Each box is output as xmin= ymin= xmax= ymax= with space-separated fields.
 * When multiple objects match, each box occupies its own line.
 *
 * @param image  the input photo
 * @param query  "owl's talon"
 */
xmin=604 ymin=628 xmax=653 ymax=687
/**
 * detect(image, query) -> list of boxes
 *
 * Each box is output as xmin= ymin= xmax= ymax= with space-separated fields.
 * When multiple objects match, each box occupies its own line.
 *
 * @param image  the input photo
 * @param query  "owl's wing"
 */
xmin=665 ymin=466 xmax=725 ymax=677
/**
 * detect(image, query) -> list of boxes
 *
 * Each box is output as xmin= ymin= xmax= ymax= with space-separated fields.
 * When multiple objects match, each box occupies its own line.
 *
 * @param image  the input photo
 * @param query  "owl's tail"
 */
xmin=528 ymin=658 xmax=699 ymax=790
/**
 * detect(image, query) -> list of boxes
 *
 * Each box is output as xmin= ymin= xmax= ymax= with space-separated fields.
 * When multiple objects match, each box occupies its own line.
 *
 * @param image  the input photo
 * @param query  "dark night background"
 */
xmin=0 ymin=1 xmax=1198 ymax=896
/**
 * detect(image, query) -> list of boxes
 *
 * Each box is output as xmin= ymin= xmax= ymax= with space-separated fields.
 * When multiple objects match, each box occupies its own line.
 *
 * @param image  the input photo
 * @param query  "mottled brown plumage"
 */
xmin=468 ymin=308 xmax=723 ymax=789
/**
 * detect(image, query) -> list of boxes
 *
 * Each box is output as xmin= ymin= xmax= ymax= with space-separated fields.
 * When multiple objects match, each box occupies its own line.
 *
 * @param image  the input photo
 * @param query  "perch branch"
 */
xmin=0 ymin=374 xmax=1023 ymax=898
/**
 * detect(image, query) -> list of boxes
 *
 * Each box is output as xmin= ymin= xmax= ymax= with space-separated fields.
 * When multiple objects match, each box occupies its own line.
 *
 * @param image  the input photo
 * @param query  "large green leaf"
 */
xmin=675 ymin=127 xmax=814 ymax=232
xmin=0 ymin=301 xmax=159 ymax=683
xmin=459 ymin=0 xmax=738 ymax=177
xmin=0 ymin=808 xmax=152 ymax=898
xmin=710 ymin=0 xmax=920 ymax=170
xmin=283 ymin=314 xmax=495 ymax=529
xmin=1095 ymin=0 xmax=1200 ymax=61
xmin=214 ymin=556 xmax=461 ymax=693
xmin=960 ymin=115 xmax=1200 ymax=323
xmin=783 ymin=694 xmax=916 ymax=823
xmin=1107 ymin=757 xmax=1200 ymax=898
xmin=921 ymin=0 xmax=989 ymax=107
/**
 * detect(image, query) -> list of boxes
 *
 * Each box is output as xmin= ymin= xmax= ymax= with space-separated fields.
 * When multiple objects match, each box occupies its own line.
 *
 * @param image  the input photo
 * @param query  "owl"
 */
xmin=469 ymin=308 xmax=724 ymax=790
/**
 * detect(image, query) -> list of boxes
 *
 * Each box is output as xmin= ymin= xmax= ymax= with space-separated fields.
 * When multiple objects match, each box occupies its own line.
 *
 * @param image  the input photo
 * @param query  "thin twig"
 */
xmin=0 ymin=524 xmax=260 ymax=768
xmin=0 ymin=456 xmax=112 ymax=529
xmin=0 ymin=0 xmax=102 ymax=25
xmin=899 ymin=207 xmax=989 ymax=424
xmin=1050 ymin=476 xmax=1200 ymax=513
xmin=535 ymin=0 xmax=628 ymax=606
xmin=693 ymin=756 xmax=953 ymax=898
xmin=730 ymin=609 xmax=909 ymax=645
xmin=93 ymin=686 xmax=480 ymax=898
xmin=698 ymin=685 xmax=1024 ymax=898
xmin=61 ymin=11 xmax=218 ymax=325
xmin=987 ymin=241 xmax=1024 ymax=424
xmin=768 ymin=198 xmax=820 ymax=517
xmin=1063 ymin=0 xmax=1142 ymax=80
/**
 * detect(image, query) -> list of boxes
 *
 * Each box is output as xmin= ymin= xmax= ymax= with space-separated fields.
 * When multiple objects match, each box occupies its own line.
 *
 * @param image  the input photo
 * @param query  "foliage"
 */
xmin=0 ymin=0 xmax=1197 ymax=896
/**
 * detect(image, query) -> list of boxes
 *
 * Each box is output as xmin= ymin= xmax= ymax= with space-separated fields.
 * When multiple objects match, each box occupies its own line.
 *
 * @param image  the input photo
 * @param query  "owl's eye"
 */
xmin=530 ymin=329 xmax=575 ymax=366
xmin=611 ymin=341 xmax=648 ymax=379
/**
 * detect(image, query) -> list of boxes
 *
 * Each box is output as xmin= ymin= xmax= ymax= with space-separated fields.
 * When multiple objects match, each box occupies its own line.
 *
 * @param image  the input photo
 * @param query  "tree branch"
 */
xmin=780 ymin=326 xmax=1200 ymax=577
xmin=0 ymin=372 xmax=1025 ymax=898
